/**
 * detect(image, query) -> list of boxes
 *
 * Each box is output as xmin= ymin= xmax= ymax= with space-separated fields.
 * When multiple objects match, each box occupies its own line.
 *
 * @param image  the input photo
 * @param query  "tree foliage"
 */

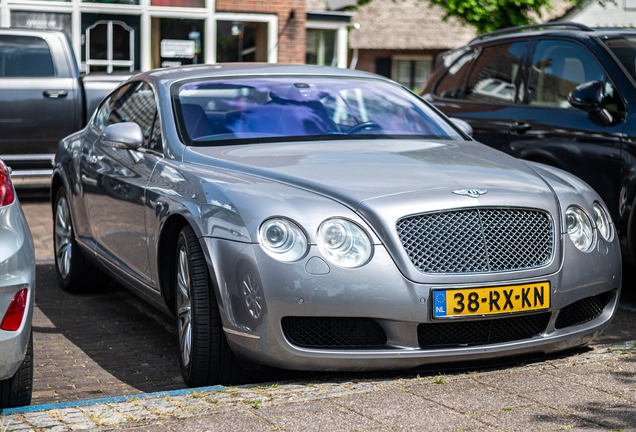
xmin=356 ymin=0 xmax=584 ymax=34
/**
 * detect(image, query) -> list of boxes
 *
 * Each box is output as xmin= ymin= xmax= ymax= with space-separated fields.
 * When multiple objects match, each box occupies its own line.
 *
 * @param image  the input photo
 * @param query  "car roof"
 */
xmin=134 ymin=63 xmax=390 ymax=87
xmin=465 ymin=23 xmax=636 ymax=48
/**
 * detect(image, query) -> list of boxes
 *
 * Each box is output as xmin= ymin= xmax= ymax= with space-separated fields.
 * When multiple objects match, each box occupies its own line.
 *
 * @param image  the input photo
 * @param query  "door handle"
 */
xmin=511 ymin=122 xmax=532 ymax=134
xmin=43 ymin=90 xmax=68 ymax=99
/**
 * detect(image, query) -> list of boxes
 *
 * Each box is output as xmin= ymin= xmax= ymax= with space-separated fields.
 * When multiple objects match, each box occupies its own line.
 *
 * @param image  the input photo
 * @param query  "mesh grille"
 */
xmin=281 ymin=317 xmax=387 ymax=348
xmin=397 ymin=208 xmax=554 ymax=274
xmin=555 ymin=292 xmax=608 ymax=329
xmin=418 ymin=313 xmax=551 ymax=348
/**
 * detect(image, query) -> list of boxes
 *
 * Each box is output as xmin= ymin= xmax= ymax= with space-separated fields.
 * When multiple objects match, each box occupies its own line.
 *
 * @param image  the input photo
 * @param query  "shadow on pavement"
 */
xmin=33 ymin=260 xmax=636 ymax=407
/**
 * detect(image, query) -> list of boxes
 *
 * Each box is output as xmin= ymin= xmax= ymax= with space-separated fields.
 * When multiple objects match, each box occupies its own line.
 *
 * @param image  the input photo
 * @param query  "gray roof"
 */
xmin=346 ymin=0 xmax=477 ymax=50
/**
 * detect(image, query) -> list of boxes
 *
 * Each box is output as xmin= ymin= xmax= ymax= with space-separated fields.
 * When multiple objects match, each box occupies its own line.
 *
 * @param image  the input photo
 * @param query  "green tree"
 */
xmin=356 ymin=0 xmax=589 ymax=34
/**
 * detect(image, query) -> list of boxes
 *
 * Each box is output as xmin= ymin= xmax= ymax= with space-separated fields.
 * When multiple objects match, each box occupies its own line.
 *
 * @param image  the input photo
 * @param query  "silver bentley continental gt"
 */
xmin=52 ymin=64 xmax=622 ymax=387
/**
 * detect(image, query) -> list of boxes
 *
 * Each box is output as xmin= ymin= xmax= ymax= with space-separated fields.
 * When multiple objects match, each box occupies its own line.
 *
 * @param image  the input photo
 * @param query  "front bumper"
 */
xmin=204 ymin=234 xmax=621 ymax=372
xmin=0 ymin=198 xmax=35 ymax=380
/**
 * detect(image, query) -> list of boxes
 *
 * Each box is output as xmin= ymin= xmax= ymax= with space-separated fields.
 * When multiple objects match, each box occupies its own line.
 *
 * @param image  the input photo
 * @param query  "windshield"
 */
xmin=172 ymin=77 xmax=462 ymax=146
xmin=603 ymin=35 xmax=636 ymax=82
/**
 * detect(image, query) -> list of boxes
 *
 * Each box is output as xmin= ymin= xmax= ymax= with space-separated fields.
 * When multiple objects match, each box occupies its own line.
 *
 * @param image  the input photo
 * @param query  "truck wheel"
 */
xmin=0 ymin=330 xmax=33 ymax=408
xmin=53 ymin=188 xmax=108 ymax=292
xmin=175 ymin=225 xmax=246 ymax=386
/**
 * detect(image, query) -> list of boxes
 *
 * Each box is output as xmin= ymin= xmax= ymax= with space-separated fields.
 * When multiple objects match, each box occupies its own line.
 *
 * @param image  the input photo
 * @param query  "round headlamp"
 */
xmin=565 ymin=206 xmax=594 ymax=252
xmin=317 ymin=218 xmax=372 ymax=268
xmin=259 ymin=218 xmax=308 ymax=262
xmin=593 ymin=202 xmax=613 ymax=241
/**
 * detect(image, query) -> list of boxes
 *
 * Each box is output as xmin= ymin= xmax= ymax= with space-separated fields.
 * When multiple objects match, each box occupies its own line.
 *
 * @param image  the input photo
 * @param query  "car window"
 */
xmin=0 ymin=35 xmax=55 ymax=77
xmin=464 ymin=42 xmax=527 ymax=103
xmin=174 ymin=77 xmax=462 ymax=146
xmin=107 ymin=82 xmax=159 ymax=149
xmin=528 ymin=40 xmax=605 ymax=108
xmin=602 ymin=35 xmax=636 ymax=82
xmin=147 ymin=111 xmax=163 ymax=152
xmin=434 ymin=50 xmax=477 ymax=99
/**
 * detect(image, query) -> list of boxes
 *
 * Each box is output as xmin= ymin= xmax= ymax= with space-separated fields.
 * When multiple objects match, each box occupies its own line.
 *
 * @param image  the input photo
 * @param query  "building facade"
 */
xmin=0 ymin=0 xmax=308 ymax=73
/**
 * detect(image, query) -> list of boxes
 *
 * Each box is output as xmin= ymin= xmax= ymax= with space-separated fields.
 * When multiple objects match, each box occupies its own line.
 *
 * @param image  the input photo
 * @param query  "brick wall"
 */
xmin=215 ymin=0 xmax=306 ymax=64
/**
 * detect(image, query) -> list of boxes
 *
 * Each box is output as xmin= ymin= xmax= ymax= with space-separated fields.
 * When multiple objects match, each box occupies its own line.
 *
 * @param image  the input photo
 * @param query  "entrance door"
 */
xmin=81 ymin=13 xmax=140 ymax=73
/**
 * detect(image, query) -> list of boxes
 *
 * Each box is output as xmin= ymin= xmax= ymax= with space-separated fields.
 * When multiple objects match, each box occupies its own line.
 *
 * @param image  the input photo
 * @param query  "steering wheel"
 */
xmin=347 ymin=122 xmax=383 ymax=134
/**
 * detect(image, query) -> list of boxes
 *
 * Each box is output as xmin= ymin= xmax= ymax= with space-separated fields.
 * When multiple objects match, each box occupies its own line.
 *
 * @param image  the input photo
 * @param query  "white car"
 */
xmin=0 ymin=159 xmax=35 ymax=408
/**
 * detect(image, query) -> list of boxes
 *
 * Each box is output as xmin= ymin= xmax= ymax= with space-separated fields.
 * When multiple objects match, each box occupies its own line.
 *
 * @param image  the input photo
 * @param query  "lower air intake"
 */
xmin=555 ymin=292 xmax=609 ymax=329
xmin=281 ymin=317 xmax=387 ymax=348
xmin=418 ymin=313 xmax=551 ymax=348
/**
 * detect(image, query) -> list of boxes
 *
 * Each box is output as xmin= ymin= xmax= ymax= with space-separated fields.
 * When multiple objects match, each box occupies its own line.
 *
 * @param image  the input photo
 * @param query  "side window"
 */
xmin=147 ymin=111 xmax=163 ymax=152
xmin=434 ymin=50 xmax=477 ymax=99
xmin=94 ymin=83 xmax=132 ymax=131
xmin=107 ymin=82 xmax=159 ymax=150
xmin=528 ymin=40 xmax=605 ymax=108
xmin=0 ymin=35 xmax=55 ymax=77
xmin=464 ymin=42 xmax=527 ymax=103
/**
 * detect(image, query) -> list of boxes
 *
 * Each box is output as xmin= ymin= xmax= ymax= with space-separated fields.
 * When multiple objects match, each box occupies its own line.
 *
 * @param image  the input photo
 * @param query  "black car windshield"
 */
xmin=603 ymin=35 xmax=636 ymax=82
xmin=173 ymin=77 xmax=462 ymax=145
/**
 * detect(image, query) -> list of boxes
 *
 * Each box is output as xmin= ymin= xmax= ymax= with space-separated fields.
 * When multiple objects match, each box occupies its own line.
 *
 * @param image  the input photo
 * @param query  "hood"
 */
xmin=184 ymin=139 xmax=555 ymax=210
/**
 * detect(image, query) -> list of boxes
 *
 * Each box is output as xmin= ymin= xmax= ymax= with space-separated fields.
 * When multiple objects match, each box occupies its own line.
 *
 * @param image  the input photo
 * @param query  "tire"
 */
xmin=175 ymin=225 xmax=247 ymax=386
xmin=53 ymin=188 xmax=108 ymax=292
xmin=0 ymin=330 xmax=33 ymax=408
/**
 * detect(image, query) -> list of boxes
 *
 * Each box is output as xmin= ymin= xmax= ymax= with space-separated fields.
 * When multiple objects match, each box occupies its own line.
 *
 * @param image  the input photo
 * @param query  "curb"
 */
xmin=0 ymin=385 xmax=224 ymax=415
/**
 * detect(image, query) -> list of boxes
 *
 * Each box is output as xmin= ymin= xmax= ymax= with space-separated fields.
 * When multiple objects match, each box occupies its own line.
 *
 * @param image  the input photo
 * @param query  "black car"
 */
xmin=421 ymin=22 xmax=636 ymax=265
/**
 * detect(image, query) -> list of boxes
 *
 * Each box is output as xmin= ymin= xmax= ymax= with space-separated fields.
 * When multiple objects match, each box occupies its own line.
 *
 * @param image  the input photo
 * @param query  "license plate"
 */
xmin=433 ymin=282 xmax=550 ymax=318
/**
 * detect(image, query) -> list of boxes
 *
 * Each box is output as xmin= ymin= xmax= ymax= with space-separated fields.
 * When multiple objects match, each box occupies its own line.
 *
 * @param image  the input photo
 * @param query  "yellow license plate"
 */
xmin=433 ymin=282 xmax=550 ymax=318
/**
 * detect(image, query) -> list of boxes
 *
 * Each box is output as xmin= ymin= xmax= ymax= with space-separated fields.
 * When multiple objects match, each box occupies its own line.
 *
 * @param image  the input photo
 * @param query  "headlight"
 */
xmin=565 ymin=206 xmax=594 ymax=252
xmin=593 ymin=202 xmax=613 ymax=241
xmin=259 ymin=218 xmax=308 ymax=262
xmin=317 ymin=218 xmax=372 ymax=268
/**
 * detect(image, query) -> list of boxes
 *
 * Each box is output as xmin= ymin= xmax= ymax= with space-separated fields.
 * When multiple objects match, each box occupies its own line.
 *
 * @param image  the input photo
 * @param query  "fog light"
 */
xmin=1 ymin=289 xmax=28 ymax=331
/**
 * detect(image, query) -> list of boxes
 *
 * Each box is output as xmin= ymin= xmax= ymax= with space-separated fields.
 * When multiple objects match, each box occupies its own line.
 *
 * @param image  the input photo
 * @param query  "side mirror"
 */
xmin=568 ymin=81 xmax=613 ymax=126
xmin=450 ymin=117 xmax=473 ymax=137
xmin=101 ymin=122 xmax=143 ymax=150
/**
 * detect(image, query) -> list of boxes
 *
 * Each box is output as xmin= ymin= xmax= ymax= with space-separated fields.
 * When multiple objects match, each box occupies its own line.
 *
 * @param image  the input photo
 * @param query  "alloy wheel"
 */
xmin=54 ymin=197 xmax=72 ymax=279
xmin=176 ymin=246 xmax=192 ymax=367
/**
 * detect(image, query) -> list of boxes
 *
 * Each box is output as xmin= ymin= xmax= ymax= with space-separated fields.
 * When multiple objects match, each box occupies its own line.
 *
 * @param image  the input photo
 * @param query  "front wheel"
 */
xmin=0 ymin=330 xmax=33 ymax=408
xmin=175 ymin=225 xmax=247 ymax=386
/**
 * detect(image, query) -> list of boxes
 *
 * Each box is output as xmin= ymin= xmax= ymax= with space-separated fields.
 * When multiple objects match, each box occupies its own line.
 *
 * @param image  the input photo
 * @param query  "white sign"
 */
xmin=161 ymin=40 xmax=195 ymax=59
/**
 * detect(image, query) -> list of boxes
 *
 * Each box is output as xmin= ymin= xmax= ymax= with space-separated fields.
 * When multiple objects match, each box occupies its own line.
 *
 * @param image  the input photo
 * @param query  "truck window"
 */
xmin=0 ymin=35 xmax=55 ymax=77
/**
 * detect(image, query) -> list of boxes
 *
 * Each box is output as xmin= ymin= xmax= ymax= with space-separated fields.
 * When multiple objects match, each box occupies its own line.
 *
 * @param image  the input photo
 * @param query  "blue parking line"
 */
xmin=0 ymin=385 xmax=224 ymax=415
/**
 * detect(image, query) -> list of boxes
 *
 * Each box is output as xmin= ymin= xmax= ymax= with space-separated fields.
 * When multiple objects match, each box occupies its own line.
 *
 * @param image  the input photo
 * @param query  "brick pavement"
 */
xmin=0 ymin=343 xmax=635 ymax=431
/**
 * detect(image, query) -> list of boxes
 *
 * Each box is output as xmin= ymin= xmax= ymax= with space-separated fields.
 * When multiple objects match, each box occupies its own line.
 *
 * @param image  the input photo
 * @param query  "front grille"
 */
xmin=418 ymin=312 xmax=551 ymax=348
xmin=555 ymin=292 xmax=609 ymax=329
xmin=281 ymin=317 xmax=387 ymax=348
xmin=397 ymin=208 xmax=554 ymax=274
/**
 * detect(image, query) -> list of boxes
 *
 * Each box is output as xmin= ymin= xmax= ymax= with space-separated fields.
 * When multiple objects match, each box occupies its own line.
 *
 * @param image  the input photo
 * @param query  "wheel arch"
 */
xmin=157 ymin=214 xmax=190 ymax=315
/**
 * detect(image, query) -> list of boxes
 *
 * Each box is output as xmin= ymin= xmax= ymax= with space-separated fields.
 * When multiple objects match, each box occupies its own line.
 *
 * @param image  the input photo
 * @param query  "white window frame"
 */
xmin=215 ymin=12 xmax=278 ymax=64
xmin=305 ymin=20 xmax=348 ymax=69
xmin=85 ymin=20 xmax=134 ymax=74
xmin=0 ymin=0 xmax=281 ymax=71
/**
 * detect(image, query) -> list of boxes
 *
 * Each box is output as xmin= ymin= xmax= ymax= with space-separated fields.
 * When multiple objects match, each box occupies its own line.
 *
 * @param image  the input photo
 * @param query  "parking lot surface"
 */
xmin=2 ymin=199 xmax=636 ymax=431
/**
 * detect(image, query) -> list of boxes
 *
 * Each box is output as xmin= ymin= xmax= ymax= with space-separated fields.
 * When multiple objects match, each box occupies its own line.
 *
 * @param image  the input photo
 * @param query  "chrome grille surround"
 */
xmin=396 ymin=208 xmax=554 ymax=274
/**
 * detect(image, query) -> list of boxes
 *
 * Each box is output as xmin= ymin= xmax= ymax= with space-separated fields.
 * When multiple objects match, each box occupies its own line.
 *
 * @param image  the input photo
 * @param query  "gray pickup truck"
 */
xmin=0 ymin=28 xmax=127 ymax=184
